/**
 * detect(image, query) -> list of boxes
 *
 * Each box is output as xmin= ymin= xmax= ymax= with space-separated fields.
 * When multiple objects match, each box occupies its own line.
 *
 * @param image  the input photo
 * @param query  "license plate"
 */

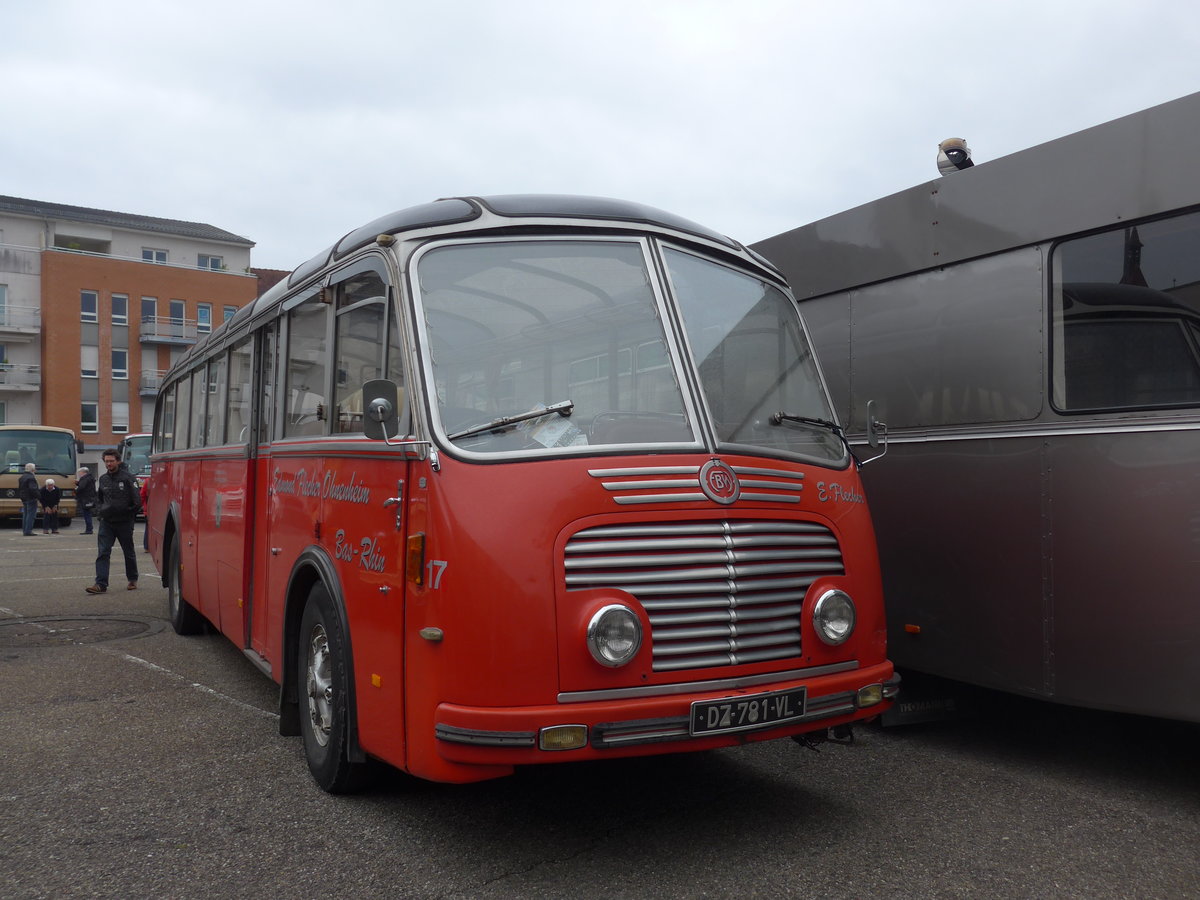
xmin=690 ymin=686 xmax=808 ymax=736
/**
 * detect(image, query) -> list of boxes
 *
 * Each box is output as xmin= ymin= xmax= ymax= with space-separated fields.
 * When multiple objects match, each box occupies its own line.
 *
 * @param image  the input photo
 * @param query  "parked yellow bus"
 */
xmin=0 ymin=425 xmax=81 ymax=525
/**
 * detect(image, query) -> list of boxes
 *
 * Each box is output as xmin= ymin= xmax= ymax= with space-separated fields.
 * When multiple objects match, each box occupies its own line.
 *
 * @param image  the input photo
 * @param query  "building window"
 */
xmin=224 ymin=305 xmax=238 ymax=323
xmin=112 ymin=294 xmax=128 ymax=325
xmin=169 ymin=299 xmax=186 ymax=339
xmin=112 ymin=349 xmax=128 ymax=379
xmin=81 ymin=290 xmax=98 ymax=323
xmin=81 ymin=346 xmax=99 ymax=378
xmin=197 ymin=303 xmax=212 ymax=334
xmin=112 ymin=401 xmax=129 ymax=434
xmin=143 ymin=248 xmax=167 ymax=264
xmin=81 ymin=403 xmax=98 ymax=433
xmin=198 ymin=254 xmax=224 ymax=271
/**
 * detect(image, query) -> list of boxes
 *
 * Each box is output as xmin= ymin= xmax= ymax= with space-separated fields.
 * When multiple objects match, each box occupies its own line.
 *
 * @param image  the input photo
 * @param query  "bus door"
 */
xmin=323 ymin=264 xmax=413 ymax=761
xmin=208 ymin=336 xmax=255 ymax=647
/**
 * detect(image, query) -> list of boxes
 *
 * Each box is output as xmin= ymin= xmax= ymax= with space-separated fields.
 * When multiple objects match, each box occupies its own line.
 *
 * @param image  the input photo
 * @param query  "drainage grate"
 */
xmin=0 ymin=616 xmax=162 ymax=648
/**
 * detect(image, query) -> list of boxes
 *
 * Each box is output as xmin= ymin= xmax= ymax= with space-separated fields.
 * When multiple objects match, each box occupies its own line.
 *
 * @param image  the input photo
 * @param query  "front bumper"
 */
xmin=434 ymin=662 xmax=898 ymax=764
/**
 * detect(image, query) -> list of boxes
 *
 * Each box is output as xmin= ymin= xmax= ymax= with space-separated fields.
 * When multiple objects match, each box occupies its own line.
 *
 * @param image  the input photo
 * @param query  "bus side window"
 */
xmin=386 ymin=305 xmax=410 ymax=435
xmin=285 ymin=294 xmax=330 ymax=438
xmin=226 ymin=336 xmax=254 ymax=444
xmin=334 ymin=270 xmax=390 ymax=435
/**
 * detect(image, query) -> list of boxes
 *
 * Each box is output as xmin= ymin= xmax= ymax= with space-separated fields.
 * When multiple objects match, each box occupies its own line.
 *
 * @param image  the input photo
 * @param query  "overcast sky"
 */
xmin=4 ymin=1 xmax=1197 ymax=271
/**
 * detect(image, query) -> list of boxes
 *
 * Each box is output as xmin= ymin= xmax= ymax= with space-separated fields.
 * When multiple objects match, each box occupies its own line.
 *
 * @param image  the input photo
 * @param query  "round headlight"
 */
xmin=586 ymin=604 xmax=643 ymax=667
xmin=813 ymin=589 xmax=856 ymax=645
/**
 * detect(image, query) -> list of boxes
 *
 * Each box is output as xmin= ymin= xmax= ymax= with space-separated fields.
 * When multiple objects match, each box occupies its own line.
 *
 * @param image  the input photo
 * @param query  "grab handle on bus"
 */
xmin=364 ymin=378 xmax=441 ymax=471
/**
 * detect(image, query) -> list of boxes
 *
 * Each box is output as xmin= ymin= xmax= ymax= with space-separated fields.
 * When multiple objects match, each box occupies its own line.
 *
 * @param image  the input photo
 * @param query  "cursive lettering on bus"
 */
xmin=323 ymin=470 xmax=371 ymax=504
xmin=272 ymin=467 xmax=372 ymax=505
xmin=816 ymin=481 xmax=865 ymax=505
xmin=334 ymin=529 xmax=389 ymax=573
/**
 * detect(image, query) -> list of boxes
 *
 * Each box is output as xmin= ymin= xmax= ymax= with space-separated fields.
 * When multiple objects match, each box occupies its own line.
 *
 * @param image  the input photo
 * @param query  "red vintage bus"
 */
xmin=148 ymin=195 xmax=896 ymax=791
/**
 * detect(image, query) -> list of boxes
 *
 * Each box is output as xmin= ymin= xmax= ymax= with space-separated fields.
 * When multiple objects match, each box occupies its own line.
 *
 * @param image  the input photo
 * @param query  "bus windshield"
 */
xmin=0 ymin=428 xmax=77 ymax=476
xmin=664 ymin=247 xmax=844 ymax=462
xmin=416 ymin=238 xmax=843 ymax=462
xmin=118 ymin=433 xmax=153 ymax=476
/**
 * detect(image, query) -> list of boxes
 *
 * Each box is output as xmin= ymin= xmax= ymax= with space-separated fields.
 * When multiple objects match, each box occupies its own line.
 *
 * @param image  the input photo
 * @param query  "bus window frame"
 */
xmin=406 ymin=234 xmax=705 ymax=461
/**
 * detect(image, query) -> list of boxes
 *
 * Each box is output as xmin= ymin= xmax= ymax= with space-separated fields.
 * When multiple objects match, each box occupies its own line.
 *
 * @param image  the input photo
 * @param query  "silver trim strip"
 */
xmin=614 ymin=493 xmax=708 ymax=505
xmin=435 ymin=724 xmax=537 ymax=747
xmin=589 ymin=465 xmax=701 ymax=477
xmin=556 ymin=661 xmax=859 ymax=704
xmin=852 ymin=417 xmax=1200 ymax=445
xmin=732 ymin=466 xmax=805 ymax=480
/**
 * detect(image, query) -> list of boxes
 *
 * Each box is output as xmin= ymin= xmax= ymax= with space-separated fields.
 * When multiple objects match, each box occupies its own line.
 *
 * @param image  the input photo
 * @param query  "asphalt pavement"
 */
xmin=2 ymin=519 xmax=1198 ymax=899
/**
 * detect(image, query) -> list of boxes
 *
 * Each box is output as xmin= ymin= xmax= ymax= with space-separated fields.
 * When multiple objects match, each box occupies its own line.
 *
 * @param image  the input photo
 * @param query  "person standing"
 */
xmin=18 ymin=462 xmax=39 ymax=537
xmin=76 ymin=466 xmax=97 ymax=534
xmin=85 ymin=449 xmax=142 ymax=594
xmin=39 ymin=478 xmax=61 ymax=534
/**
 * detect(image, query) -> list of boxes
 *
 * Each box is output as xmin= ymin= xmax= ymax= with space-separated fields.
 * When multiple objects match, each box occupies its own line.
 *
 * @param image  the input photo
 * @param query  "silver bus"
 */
xmin=753 ymin=91 xmax=1200 ymax=722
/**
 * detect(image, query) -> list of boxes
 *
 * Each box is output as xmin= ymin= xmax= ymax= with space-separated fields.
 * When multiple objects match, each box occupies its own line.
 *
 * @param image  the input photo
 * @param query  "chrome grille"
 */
xmin=564 ymin=520 xmax=844 ymax=672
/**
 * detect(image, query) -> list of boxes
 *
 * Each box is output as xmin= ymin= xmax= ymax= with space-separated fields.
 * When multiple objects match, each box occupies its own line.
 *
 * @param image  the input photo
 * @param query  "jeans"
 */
xmin=81 ymin=505 xmax=94 ymax=533
xmin=95 ymin=518 xmax=138 ymax=588
xmin=21 ymin=500 xmax=37 ymax=535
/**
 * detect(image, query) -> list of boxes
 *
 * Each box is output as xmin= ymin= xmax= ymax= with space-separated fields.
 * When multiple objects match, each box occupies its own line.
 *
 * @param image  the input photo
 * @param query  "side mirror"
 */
xmin=862 ymin=400 xmax=888 ymax=465
xmin=363 ymin=379 xmax=399 ymax=441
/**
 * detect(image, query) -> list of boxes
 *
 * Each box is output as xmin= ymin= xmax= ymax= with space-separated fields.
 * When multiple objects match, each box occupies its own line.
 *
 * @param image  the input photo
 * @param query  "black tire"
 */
xmin=166 ymin=536 xmax=204 ymax=635
xmin=297 ymin=582 xmax=367 ymax=793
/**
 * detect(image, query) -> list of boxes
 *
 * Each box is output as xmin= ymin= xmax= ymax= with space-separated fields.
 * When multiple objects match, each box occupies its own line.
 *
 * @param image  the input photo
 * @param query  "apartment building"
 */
xmin=0 ymin=195 xmax=258 ymax=461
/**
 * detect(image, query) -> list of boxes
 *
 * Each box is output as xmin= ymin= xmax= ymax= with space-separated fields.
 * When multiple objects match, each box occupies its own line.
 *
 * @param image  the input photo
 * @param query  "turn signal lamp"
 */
xmin=856 ymin=684 xmax=884 ymax=708
xmin=539 ymin=725 xmax=588 ymax=751
xmin=406 ymin=532 xmax=425 ymax=585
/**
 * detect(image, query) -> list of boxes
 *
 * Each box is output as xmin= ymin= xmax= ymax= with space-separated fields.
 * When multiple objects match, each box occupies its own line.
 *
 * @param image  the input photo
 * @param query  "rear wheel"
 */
xmin=298 ymin=582 xmax=367 ymax=793
xmin=166 ymin=536 xmax=204 ymax=635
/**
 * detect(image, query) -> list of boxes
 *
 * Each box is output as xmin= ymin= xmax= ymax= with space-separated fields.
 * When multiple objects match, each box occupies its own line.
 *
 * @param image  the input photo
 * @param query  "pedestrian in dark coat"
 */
xmin=86 ymin=449 xmax=142 ymax=594
xmin=76 ymin=467 xmax=97 ymax=534
xmin=18 ymin=462 xmax=39 ymax=536
xmin=38 ymin=478 xmax=61 ymax=534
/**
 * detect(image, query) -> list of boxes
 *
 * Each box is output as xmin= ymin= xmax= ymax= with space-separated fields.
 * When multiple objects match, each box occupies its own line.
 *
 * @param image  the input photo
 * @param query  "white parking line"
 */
xmin=96 ymin=646 xmax=278 ymax=719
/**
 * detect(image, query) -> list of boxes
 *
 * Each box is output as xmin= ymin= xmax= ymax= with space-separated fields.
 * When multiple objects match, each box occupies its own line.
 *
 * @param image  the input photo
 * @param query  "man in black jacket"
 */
xmin=75 ymin=466 xmax=97 ymax=534
xmin=18 ymin=462 xmax=39 ymax=536
xmin=85 ymin=449 xmax=142 ymax=593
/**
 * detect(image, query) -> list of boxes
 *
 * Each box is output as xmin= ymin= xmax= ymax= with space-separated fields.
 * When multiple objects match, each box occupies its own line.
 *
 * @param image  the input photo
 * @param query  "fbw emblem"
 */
xmin=699 ymin=459 xmax=740 ymax=505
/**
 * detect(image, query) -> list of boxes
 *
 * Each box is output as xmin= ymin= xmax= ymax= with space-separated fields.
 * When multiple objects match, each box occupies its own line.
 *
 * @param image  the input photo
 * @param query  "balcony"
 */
xmin=140 ymin=315 xmax=199 ymax=345
xmin=139 ymin=369 xmax=168 ymax=397
xmin=0 ymin=305 xmax=41 ymax=340
xmin=0 ymin=363 xmax=41 ymax=391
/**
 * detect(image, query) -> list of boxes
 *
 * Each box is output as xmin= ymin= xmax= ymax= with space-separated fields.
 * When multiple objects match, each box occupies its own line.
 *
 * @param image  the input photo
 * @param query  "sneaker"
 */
xmin=85 ymin=584 xmax=107 ymax=594
xmin=127 ymin=582 xmax=138 ymax=590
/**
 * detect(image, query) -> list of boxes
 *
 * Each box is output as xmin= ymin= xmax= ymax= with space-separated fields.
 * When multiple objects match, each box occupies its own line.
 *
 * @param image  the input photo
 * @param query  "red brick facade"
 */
xmin=39 ymin=251 xmax=257 ymax=445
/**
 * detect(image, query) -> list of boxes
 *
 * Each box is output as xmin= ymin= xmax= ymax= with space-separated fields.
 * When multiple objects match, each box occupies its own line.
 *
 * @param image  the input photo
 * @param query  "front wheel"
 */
xmin=298 ymin=582 xmax=367 ymax=793
xmin=166 ymin=536 xmax=204 ymax=635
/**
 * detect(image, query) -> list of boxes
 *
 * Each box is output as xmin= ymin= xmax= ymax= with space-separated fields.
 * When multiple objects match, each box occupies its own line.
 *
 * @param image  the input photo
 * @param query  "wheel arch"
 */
xmin=277 ymin=547 xmax=365 ymax=763
xmin=159 ymin=502 xmax=182 ymax=589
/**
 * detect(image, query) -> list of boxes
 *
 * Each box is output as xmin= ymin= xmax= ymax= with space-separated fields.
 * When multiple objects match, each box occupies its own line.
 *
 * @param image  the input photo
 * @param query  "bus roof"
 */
xmin=753 ymin=91 xmax=1200 ymax=299
xmin=177 ymin=194 xmax=783 ymax=370
xmin=0 ymin=425 xmax=76 ymax=435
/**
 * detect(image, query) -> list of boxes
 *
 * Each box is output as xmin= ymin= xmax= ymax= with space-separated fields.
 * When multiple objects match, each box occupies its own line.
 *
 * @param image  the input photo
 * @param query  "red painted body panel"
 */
xmin=152 ymin=440 xmax=891 ymax=784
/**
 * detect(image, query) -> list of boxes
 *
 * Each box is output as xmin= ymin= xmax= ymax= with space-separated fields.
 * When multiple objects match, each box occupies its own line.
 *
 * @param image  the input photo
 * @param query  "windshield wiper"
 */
xmin=769 ymin=411 xmax=857 ymax=462
xmin=447 ymin=400 xmax=574 ymax=441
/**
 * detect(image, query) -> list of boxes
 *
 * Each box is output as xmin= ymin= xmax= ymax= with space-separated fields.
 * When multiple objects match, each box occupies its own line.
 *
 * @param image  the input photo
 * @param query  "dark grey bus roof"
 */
xmin=753 ymin=91 xmax=1200 ymax=299
xmin=174 ymin=194 xmax=776 ymax=371
xmin=283 ymin=194 xmax=746 ymax=292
